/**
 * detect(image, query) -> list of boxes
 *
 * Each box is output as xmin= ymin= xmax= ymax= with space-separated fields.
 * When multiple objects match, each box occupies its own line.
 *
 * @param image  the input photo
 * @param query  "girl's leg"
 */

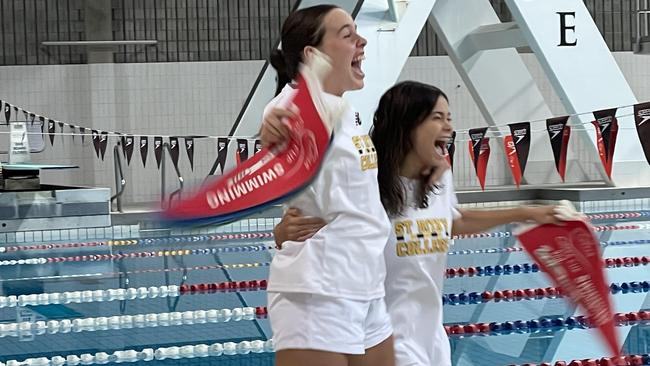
xmin=349 ymin=335 xmax=395 ymax=366
xmin=276 ymin=349 xmax=348 ymax=366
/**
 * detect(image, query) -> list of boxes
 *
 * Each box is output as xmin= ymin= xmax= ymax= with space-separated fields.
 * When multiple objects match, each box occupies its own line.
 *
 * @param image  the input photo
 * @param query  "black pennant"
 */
xmin=185 ymin=137 xmax=195 ymax=171
xmin=237 ymin=138 xmax=249 ymax=164
xmin=154 ymin=136 xmax=163 ymax=169
xmin=79 ymin=127 xmax=86 ymax=144
xmin=99 ymin=131 xmax=108 ymax=160
xmin=254 ymin=139 xmax=263 ymax=155
xmin=446 ymin=131 xmax=456 ymax=171
xmin=69 ymin=125 xmax=76 ymax=142
xmin=58 ymin=122 xmax=65 ymax=144
xmin=29 ymin=113 xmax=35 ymax=125
xmin=169 ymin=137 xmax=180 ymax=169
xmin=592 ymin=108 xmax=619 ymax=167
xmin=215 ymin=137 xmax=228 ymax=174
xmin=140 ymin=136 xmax=149 ymax=167
xmin=546 ymin=116 xmax=571 ymax=181
xmin=123 ymin=135 xmax=134 ymax=165
xmin=508 ymin=122 xmax=531 ymax=175
xmin=39 ymin=116 xmax=45 ymax=134
xmin=468 ymin=127 xmax=488 ymax=173
xmin=634 ymin=102 xmax=650 ymax=165
xmin=92 ymin=130 xmax=100 ymax=158
xmin=48 ymin=119 xmax=56 ymax=146
xmin=5 ymin=103 xmax=12 ymax=125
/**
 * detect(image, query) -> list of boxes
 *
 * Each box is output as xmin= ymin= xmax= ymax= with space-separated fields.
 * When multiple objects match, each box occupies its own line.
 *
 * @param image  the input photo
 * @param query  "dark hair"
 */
xmin=370 ymin=81 xmax=449 ymax=217
xmin=269 ymin=5 xmax=339 ymax=96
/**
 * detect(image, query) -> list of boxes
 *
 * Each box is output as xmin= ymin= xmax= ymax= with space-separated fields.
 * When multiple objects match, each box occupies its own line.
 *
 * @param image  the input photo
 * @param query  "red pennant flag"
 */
xmin=546 ymin=116 xmax=571 ymax=181
xmin=504 ymin=135 xmax=522 ymax=187
xmin=517 ymin=219 xmax=619 ymax=358
xmin=468 ymin=132 xmax=490 ymax=191
xmin=634 ymin=102 xmax=650 ymax=165
xmin=592 ymin=108 xmax=619 ymax=178
xmin=236 ymin=139 xmax=249 ymax=166
xmin=164 ymin=52 xmax=345 ymax=225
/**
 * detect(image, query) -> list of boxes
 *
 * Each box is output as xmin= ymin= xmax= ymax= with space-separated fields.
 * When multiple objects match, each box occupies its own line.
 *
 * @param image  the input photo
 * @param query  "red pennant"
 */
xmin=164 ymin=72 xmax=337 ymax=225
xmin=468 ymin=137 xmax=490 ymax=190
xmin=592 ymin=108 xmax=619 ymax=179
xmin=504 ymin=135 xmax=522 ymax=187
xmin=517 ymin=220 xmax=619 ymax=357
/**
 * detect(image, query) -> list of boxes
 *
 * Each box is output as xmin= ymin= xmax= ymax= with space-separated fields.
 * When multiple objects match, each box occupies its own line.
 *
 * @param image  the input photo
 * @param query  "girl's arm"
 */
xmin=452 ymin=206 xmax=561 ymax=236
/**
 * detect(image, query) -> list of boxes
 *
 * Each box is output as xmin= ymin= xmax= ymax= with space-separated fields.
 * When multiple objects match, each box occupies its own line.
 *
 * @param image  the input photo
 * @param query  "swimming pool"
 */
xmin=0 ymin=200 xmax=648 ymax=365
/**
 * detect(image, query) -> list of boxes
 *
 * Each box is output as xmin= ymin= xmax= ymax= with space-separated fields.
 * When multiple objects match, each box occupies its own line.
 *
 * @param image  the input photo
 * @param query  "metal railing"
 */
xmin=634 ymin=0 xmax=650 ymax=53
xmin=111 ymin=143 xmax=127 ymax=213
xmin=160 ymin=142 xmax=184 ymax=210
xmin=0 ymin=0 xmax=642 ymax=65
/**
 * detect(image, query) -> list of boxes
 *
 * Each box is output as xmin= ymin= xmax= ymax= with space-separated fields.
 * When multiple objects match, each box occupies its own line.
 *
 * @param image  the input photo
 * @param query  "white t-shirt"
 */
xmin=267 ymin=85 xmax=392 ymax=301
xmin=384 ymin=170 xmax=460 ymax=366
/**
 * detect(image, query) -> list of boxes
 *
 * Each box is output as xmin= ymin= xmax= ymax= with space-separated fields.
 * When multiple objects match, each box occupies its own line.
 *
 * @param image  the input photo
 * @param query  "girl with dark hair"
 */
xmin=259 ymin=5 xmax=395 ymax=366
xmin=274 ymin=80 xmax=564 ymax=365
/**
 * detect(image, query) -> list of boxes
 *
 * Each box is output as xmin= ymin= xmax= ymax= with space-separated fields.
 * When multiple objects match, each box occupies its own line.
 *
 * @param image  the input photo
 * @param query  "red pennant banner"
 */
xmin=592 ymin=108 xmax=619 ymax=179
xmin=504 ymin=135 xmax=522 ymax=187
xmin=508 ymin=122 xmax=531 ymax=177
xmin=634 ymin=102 xmax=650 ymax=165
xmin=163 ymin=70 xmax=339 ymax=226
xmin=468 ymin=135 xmax=490 ymax=190
xmin=517 ymin=220 xmax=619 ymax=357
xmin=236 ymin=139 xmax=249 ymax=166
xmin=546 ymin=116 xmax=571 ymax=181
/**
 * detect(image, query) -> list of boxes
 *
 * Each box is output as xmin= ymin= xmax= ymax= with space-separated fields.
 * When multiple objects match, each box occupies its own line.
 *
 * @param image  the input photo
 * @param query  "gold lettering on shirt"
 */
xmin=352 ymin=134 xmax=378 ymax=171
xmin=394 ymin=218 xmax=450 ymax=257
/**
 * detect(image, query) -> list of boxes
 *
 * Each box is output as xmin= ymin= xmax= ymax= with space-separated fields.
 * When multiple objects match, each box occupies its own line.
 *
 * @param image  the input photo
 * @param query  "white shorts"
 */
xmin=268 ymin=292 xmax=393 ymax=355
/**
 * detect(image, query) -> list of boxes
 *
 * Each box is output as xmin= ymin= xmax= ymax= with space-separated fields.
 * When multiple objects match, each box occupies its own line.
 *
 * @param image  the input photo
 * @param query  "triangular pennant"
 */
xmin=69 ymin=124 xmax=76 ymax=142
xmin=508 ymin=122 xmax=531 ymax=175
xmin=58 ymin=122 xmax=65 ymax=144
xmin=140 ymin=136 xmax=149 ymax=167
xmin=236 ymin=138 xmax=249 ymax=165
xmin=444 ymin=131 xmax=456 ymax=171
xmin=504 ymin=135 xmax=522 ymax=187
xmin=79 ymin=127 xmax=86 ymax=144
xmin=169 ymin=137 xmax=180 ymax=169
xmin=254 ymin=139 xmax=263 ymax=155
xmin=22 ymin=110 xmax=29 ymax=123
xmin=123 ymin=135 xmax=134 ymax=165
xmin=92 ymin=130 xmax=100 ymax=158
xmin=592 ymin=108 xmax=618 ymax=178
xmin=39 ymin=116 xmax=45 ymax=134
xmin=185 ymin=137 xmax=195 ymax=171
xmin=154 ymin=136 xmax=163 ymax=169
xmin=29 ymin=113 xmax=35 ymax=125
xmin=468 ymin=127 xmax=488 ymax=173
xmin=5 ymin=103 xmax=12 ymax=125
xmin=468 ymin=135 xmax=490 ymax=190
xmin=163 ymin=52 xmax=346 ymax=226
xmin=546 ymin=116 xmax=571 ymax=181
xmin=517 ymin=219 xmax=620 ymax=358
xmin=633 ymin=102 xmax=650 ymax=165
xmin=48 ymin=119 xmax=56 ymax=146
xmin=99 ymin=131 xmax=109 ymax=160
xmin=215 ymin=137 xmax=228 ymax=174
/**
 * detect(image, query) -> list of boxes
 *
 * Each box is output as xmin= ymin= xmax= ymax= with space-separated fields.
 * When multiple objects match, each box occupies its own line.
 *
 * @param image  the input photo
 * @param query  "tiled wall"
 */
xmin=1 ymin=52 xmax=649 ymax=206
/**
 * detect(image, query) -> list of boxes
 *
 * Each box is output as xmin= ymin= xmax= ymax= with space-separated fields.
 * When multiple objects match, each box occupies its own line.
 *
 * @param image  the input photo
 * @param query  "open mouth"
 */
xmin=434 ymin=138 xmax=449 ymax=158
xmin=351 ymin=54 xmax=365 ymax=78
